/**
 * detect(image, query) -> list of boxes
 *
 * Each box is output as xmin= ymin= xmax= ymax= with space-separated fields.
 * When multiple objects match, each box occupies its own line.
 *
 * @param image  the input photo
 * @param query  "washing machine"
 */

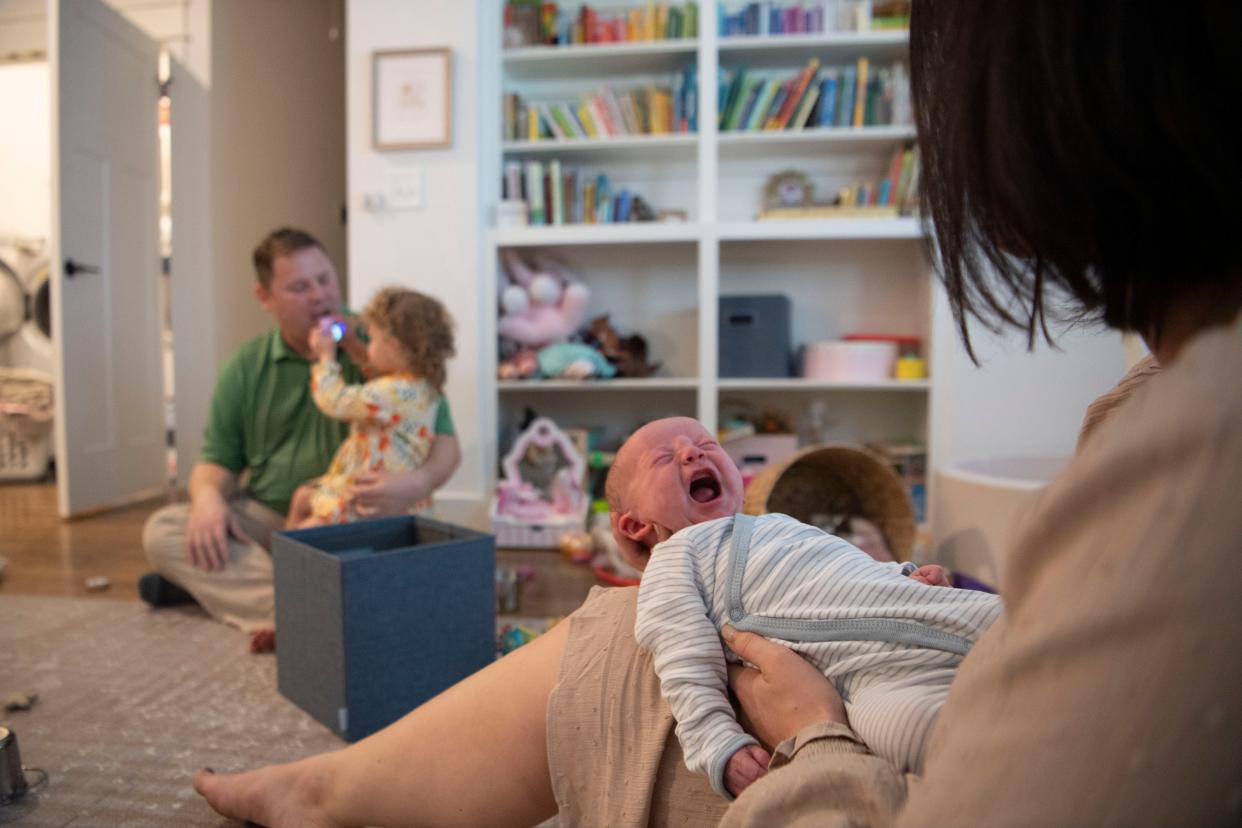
xmin=0 ymin=238 xmax=53 ymax=376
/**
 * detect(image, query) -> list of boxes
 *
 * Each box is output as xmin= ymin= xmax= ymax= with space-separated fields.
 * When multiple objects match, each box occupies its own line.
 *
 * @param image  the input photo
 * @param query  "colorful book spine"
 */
xmin=727 ymin=74 xmax=762 ymax=130
xmin=864 ymin=69 xmax=882 ymax=126
xmin=583 ymin=179 xmax=597 ymax=223
xmin=836 ymin=65 xmax=857 ymax=127
xmin=525 ymin=160 xmax=545 ymax=225
xmin=770 ymin=58 xmax=821 ymax=129
xmin=790 ymin=79 xmax=821 ymax=129
xmin=761 ymin=79 xmax=791 ymax=130
xmin=817 ymin=72 xmax=839 ymax=127
xmin=576 ymin=103 xmax=599 ymax=137
xmin=852 ymin=57 xmax=869 ymax=127
xmin=504 ymin=161 xmax=523 ymax=200
xmin=747 ymin=79 xmax=781 ymax=131
xmin=549 ymin=159 xmax=564 ymax=224
xmin=719 ymin=68 xmax=747 ymax=130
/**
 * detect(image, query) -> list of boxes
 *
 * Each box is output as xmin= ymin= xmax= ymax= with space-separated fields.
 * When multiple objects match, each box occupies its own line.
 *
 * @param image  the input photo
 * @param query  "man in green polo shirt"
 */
xmin=140 ymin=228 xmax=460 ymax=648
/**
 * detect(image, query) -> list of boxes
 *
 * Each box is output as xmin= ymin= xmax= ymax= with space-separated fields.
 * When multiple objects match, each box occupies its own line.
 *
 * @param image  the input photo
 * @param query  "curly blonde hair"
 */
xmin=363 ymin=287 xmax=455 ymax=392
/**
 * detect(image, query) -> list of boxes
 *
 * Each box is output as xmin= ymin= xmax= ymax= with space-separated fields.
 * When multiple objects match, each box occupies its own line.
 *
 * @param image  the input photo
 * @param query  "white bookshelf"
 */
xmin=483 ymin=5 xmax=930 ymax=504
xmin=492 ymin=223 xmax=701 ymax=247
xmin=717 ymin=30 xmax=909 ymax=63
xmin=717 ymin=378 xmax=929 ymax=392
xmin=503 ymin=39 xmax=699 ymax=78
xmin=499 ymin=377 xmax=699 ymax=392
xmin=718 ymin=124 xmax=915 ymax=157
xmin=503 ymin=133 xmax=698 ymax=162
xmin=718 ymin=217 xmax=923 ymax=240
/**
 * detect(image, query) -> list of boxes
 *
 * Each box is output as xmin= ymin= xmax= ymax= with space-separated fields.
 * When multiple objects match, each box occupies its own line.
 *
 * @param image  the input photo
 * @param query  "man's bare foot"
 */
xmin=193 ymin=760 xmax=337 ymax=828
xmin=250 ymin=627 xmax=276 ymax=653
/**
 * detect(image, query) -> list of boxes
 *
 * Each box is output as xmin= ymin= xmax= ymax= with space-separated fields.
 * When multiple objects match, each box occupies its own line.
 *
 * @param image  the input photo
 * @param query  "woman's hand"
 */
xmin=723 ymin=625 xmax=848 ymax=751
xmin=349 ymin=469 xmax=432 ymax=517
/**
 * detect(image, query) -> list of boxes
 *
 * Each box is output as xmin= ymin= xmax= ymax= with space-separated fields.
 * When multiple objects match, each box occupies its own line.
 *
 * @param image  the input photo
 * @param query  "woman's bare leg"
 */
xmin=195 ymin=617 xmax=570 ymax=827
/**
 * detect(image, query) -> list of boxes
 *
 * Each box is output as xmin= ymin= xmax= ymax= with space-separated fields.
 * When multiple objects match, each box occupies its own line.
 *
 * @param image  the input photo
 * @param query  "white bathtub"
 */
xmin=932 ymin=457 xmax=1068 ymax=588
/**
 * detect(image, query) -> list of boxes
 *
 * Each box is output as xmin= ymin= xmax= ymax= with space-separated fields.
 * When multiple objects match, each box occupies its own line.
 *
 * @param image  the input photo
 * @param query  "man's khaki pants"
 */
xmin=141 ymin=498 xmax=285 ymax=632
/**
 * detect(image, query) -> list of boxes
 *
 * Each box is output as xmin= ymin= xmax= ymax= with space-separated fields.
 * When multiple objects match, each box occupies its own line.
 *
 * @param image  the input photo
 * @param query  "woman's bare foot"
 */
xmin=249 ymin=627 xmax=276 ymax=653
xmin=193 ymin=760 xmax=337 ymax=828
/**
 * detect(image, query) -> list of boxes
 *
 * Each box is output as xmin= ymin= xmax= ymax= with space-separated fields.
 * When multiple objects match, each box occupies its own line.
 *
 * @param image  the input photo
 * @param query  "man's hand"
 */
xmin=349 ymin=469 xmax=432 ymax=517
xmin=909 ymin=564 xmax=949 ymax=587
xmin=186 ymin=492 xmax=251 ymax=571
xmin=725 ymin=743 xmax=771 ymax=798
xmin=724 ymin=625 xmax=848 ymax=751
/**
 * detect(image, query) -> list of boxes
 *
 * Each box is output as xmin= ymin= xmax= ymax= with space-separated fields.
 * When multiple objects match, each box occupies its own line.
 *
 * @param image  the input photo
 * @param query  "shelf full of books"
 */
xmin=717 ymin=57 xmax=911 ymax=133
xmin=719 ymin=0 xmax=910 ymax=38
xmin=490 ymin=0 xmax=930 ymax=458
xmin=503 ymin=1 xmax=700 ymax=50
xmin=502 ymin=68 xmax=699 ymax=145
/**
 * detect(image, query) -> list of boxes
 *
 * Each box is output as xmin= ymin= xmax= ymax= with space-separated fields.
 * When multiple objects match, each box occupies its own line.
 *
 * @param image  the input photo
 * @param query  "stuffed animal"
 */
xmin=586 ymin=314 xmax=660 ymax=378
xmin=536 ymin=342 xmax=617 ymax=380
xmin=498 ymin=250 xmax=590 ymax=349
xmin=498 ymin=348 xmax=539 ymax=380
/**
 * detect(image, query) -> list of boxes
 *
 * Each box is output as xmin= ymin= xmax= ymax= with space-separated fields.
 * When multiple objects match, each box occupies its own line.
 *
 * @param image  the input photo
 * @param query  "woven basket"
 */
xmin=742 ymin=444 xmax=916 ymax=558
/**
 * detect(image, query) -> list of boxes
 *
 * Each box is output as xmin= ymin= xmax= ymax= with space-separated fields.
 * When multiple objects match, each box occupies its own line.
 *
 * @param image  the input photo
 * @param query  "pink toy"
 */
xmin=492 ymin=417 xmax=590 ymax=548
xmin=498 ymin=250 xmax=591 ymax=349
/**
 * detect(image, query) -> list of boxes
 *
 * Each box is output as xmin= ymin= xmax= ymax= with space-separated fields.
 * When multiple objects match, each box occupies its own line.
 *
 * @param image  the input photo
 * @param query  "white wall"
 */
xmin=210 ymin=0 xmax=347 ymax=364
xmin=0 ymin=61 xmax=49 ymax=239
xmin=346 ymin=0 xmax=486 ymax=525
xmin=929 ymin=286 xmax=1128 ymax=467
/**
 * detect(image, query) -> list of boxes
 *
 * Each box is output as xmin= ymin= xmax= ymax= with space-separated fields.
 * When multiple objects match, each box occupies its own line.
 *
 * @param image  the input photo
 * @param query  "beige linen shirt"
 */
xmin=725 ymin=315 xmax=1242 ymax=827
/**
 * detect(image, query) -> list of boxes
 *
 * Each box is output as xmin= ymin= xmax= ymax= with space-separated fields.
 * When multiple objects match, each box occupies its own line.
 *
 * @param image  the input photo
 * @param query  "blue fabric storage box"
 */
xmin=273 ymin=515 xmax=496 ymax=741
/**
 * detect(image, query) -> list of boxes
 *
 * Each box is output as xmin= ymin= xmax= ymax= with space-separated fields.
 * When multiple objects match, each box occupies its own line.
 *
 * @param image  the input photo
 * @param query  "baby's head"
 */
xmin=362 ymin=287 xmax=455 ymax=391
xmin=606 ymin=417 xmax=744 ymax=565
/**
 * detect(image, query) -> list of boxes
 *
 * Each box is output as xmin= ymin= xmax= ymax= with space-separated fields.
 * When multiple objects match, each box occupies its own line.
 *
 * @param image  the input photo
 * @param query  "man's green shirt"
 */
xmin=200 ymin=328 xmax=455 ymax=515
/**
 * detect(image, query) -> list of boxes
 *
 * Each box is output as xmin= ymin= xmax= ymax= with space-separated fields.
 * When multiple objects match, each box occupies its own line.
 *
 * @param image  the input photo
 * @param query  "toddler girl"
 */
xmin=286 ymin=287 xmax=454 ymax=528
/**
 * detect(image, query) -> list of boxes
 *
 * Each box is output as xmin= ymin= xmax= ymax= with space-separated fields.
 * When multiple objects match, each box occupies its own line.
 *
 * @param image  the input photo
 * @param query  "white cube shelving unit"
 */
xmin=480 ymin=3 xmax=934 ymax=515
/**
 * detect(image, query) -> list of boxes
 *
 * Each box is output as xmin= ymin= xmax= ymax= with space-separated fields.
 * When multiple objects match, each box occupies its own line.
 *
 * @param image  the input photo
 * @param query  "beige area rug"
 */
xmin=0 ymin=594 xmax=344 ymax=827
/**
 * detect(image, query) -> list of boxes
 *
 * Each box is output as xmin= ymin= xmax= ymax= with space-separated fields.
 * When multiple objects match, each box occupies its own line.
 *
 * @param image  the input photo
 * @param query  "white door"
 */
xmin=167 ymin=56 xmax=215 ymax=491
xmin=51 ymin=0 xmax=164 ymax=516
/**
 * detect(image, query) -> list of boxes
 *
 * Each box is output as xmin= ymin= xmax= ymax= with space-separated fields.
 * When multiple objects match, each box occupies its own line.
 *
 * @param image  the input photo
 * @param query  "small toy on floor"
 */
xmin=2 ymin=691 xmax=37 ymax=712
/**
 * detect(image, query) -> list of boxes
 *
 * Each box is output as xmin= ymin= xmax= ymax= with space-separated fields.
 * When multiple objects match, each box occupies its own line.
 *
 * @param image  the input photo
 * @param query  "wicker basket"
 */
xmin=743 ymin=444 xmax=916 ymax=558
xmin=0 ymin=368 xmax=53 ymax=481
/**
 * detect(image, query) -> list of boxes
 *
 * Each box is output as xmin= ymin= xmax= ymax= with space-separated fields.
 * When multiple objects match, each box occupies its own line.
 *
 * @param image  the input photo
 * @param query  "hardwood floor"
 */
xmin=0 ymin=481 xmax=158 ymax=599
xmin=0 ymin=482 xmax=599 ymax=617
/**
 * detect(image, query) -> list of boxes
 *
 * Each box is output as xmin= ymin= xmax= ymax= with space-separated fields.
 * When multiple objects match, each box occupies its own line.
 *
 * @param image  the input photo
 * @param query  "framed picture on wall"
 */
xmin=372 ymin=47 xmax=452 ymax=150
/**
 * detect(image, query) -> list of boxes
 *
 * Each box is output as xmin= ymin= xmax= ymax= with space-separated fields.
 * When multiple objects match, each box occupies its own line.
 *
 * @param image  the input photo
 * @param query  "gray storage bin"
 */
xmin=273 ymin=515 xmax=496 ymax=741
xmin=719 ymin=294 xmax=793 ymax=377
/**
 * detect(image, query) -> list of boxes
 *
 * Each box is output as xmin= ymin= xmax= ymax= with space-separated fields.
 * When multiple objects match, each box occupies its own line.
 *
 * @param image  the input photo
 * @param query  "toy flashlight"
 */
xmin=318 ymin=316 xmax=347 ymax=342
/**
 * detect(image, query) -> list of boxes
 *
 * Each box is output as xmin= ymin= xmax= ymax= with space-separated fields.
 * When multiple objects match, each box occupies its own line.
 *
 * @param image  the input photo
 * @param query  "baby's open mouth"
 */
xmin=689 ymin=470 xmax=721 ymax=503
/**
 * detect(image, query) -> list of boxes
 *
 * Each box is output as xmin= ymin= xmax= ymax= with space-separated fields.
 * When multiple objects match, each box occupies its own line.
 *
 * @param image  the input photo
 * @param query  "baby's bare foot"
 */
xmin=249 ymin=628 xmax=276 ymax=654
xmin=193 ymin=761 xmax=336 ymax=828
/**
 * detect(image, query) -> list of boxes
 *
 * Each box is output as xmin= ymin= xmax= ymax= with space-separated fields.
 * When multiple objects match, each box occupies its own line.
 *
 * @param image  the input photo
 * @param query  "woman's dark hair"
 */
xmin=911 ymin=2 xmax=1242 ymax=358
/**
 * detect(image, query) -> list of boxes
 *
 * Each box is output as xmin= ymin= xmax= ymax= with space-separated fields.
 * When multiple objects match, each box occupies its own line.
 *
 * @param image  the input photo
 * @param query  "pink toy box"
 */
xmin=491 ymin=417 xmax=589 ymax=548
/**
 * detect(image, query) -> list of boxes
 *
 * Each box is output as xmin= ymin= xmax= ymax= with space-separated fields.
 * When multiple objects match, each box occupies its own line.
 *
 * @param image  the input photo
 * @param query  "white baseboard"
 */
xmin=431 ymin=490 xmax=490 ymax=532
